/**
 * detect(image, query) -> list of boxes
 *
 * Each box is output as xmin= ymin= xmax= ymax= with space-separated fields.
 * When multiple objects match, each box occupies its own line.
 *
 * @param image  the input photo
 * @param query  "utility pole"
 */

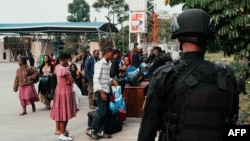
xmin=152 ymin=12 xmax=158 ymax=46
xmin=147 ymin=0 xmax=158 ymax=46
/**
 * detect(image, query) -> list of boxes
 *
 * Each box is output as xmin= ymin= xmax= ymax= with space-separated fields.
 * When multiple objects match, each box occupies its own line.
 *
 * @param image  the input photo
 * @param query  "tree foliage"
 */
xmin=99 ymin=38 xmax=113 ymax=51
xmin=144 ymin=0 xmax=173 ymax=44
xmin=144 ymin=0 xmax=155 ymax=43
xmin=170 ymin=0 xmax=250 ymax=56
xmin=65 ymin=0 xmax=90 ymax=54
xmin=157 ymin=10 xmax=178 ymax=42
xmin=114 ymin=25 xmax=136 ymax=52
xmin=67 ymin=0 xmax=90 ymax=22
xmin=92 ymin=0 xmax=129 ymax=24
xmin=158 ymin=19 xmax=172 ymax=42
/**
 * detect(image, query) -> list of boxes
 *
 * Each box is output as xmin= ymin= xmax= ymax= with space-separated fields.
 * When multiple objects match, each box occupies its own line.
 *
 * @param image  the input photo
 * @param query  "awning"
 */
xmin=0 ymin=22 xmax=119 ymax=34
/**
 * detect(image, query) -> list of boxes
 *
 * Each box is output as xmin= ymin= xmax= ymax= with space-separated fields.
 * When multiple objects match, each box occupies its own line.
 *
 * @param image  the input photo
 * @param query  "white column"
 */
xmin=137 ymin=33 xmax=140 ymax=45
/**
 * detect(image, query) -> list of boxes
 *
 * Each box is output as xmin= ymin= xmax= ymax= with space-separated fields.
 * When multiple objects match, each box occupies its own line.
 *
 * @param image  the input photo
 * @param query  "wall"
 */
xmin=89 ymin=42 xmax=100 ymax=56
xmin=31 ymin=41 xmax=53 ymax=59
xmin=0 ymin=42 xmax=11 ymax=62
xmin=0 ymin=40 xmax=53 ymax=63
xmin=31 ymin=40 xmax=53 ymax=67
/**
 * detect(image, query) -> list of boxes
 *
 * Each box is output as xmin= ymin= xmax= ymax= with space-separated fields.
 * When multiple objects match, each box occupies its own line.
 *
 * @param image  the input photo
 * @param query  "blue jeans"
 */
xmin=90 ymin=91 xmax=110 ymax=132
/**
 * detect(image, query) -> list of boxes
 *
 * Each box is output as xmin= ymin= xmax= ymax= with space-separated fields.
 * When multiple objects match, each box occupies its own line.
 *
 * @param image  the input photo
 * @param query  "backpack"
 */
xmin=160 ymin=60 xmax=236 ymax=141
xmin=127 ymin=68 xmax=144 ymax=86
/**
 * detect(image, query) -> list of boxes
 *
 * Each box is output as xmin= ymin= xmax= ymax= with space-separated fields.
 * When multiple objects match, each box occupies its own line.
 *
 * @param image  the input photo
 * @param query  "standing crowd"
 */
xmin=14 ymin=45 xmax=165 ymax=140
xmin=13 ymin=42 xmax=172 ymax=140
xmin=12 ymin=8 xmax=242 ymax=141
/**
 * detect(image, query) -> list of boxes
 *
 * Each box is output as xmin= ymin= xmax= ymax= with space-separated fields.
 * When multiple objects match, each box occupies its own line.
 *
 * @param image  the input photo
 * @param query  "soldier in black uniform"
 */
xmin=138 ymin=9 xmax=239 ymax=141
xmin=146 ymin=46 xmax=172 ymax=74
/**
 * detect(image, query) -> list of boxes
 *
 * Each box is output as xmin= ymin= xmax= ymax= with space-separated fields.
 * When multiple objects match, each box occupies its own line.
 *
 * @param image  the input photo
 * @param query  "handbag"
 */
xmin=38 ymin=76 xmax=50 ymax=93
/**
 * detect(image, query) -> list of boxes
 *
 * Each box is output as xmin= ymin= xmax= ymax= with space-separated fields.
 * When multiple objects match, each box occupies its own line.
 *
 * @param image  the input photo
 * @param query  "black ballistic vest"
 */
xmin=160 ymin=60 xmax=235 ymax=141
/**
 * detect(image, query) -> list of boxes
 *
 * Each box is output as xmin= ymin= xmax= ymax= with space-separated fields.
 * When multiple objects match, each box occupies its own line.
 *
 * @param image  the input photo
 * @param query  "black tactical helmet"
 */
xmin=171 ymin=9 xmax=216 ymax=39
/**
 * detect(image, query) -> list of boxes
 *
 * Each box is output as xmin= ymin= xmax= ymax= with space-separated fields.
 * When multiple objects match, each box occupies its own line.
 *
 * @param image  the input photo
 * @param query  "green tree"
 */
xmin=67 ymin=0 xmax=90 ymax=22
xmin=92 ymin=0 xmax=129 ymax=49
xmin=158 ymin=18 xmax=172 ymax=42
xmin=170 ymin=0 xmax=250 ymax=56
xmin=114 ymin=25 xmax=136 ymax=53
xmin=92 ymin=0 xmax=129 ymax=24
xmin=157 ymin=11 xmax=178 ymax=42
xmin=144 ymin=0 xmax=155 ymax=43
xmin=65 ymin=0 xmax=90 ymax=54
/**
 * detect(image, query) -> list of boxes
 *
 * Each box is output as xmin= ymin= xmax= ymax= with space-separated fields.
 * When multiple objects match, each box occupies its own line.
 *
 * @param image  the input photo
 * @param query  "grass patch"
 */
xmin=238 ymin=83 xmax=250 ymax=124
xmin=204 ymin=51 xmax=234 ymax=62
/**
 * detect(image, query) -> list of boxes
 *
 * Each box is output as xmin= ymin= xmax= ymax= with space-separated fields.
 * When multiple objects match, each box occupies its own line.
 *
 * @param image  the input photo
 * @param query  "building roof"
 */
xmin=0 ymin=22 xmax=118 ymax=33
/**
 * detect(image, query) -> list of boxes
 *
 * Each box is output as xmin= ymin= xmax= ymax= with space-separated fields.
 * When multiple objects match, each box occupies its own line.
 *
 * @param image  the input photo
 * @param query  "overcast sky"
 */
xmin=0 ymin=0 xmax=182 ymax=23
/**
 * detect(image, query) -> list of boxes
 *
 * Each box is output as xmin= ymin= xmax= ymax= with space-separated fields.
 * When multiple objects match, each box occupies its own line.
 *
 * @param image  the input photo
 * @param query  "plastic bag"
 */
xmin=110 ymin=86 xmax=126 ymax=122
xmin=73 ymin=83 xmax=81 ymax=109
xmin=111 ymin=86 xmax=126 ymax=113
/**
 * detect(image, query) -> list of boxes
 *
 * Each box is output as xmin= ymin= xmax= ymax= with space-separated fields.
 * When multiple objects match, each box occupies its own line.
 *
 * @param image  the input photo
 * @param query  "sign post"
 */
xmin=129 ymin=0 xmax=147 ymax=49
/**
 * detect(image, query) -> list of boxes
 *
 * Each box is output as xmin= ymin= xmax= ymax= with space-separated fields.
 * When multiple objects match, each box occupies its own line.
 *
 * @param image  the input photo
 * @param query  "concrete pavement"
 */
xmin=0 ymin=63 xmax=141 ymax=141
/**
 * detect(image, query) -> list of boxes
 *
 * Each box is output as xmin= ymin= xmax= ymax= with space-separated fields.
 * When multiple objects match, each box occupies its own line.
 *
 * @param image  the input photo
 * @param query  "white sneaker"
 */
xmin=65 ymin=132 xmax=72 ymax=138
xmin=58 ymin=134 xmax=73 ymax=141
xmin=64 ymin=131 xmax=72 ymax=137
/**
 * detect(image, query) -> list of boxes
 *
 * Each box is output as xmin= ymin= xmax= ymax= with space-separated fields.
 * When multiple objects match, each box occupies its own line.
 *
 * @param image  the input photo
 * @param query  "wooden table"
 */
xmin=123 ymin=81 xmax=149 ymax=117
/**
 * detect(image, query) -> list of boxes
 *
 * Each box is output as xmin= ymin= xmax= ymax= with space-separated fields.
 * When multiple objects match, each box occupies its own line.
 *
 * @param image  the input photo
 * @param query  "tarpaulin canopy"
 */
xmin=0 ymin=22 xmax=118 ymax=33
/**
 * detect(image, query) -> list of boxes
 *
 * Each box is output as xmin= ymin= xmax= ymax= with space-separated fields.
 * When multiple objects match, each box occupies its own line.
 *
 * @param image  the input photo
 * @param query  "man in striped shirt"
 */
xmin=87 ymin=47 xmax=118 ymax=140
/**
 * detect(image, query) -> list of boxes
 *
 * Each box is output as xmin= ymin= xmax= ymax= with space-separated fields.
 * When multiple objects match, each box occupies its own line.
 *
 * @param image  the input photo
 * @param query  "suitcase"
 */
xmin=87 ymin=111 xmax=122 ymax=134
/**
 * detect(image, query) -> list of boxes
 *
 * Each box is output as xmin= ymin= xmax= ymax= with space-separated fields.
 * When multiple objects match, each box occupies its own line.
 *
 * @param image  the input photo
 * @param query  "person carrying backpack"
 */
xmin=138 ymin=9 xmax=239 ymax=141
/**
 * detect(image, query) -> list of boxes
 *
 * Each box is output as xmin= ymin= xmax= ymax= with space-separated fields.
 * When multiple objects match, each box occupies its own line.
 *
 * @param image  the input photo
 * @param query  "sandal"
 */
xmin=86 ymin=128 xmax=99 ymax=140
xmin=97 ymin=131 xmax=112 ymax=138
xmin=19 ymin=112 xmax=27 ymax=116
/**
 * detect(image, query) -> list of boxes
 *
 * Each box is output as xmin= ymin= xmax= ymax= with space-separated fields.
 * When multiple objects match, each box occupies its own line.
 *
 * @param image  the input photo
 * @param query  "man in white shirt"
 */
xmin=86 ymin=47 xmax=118 ymax=140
